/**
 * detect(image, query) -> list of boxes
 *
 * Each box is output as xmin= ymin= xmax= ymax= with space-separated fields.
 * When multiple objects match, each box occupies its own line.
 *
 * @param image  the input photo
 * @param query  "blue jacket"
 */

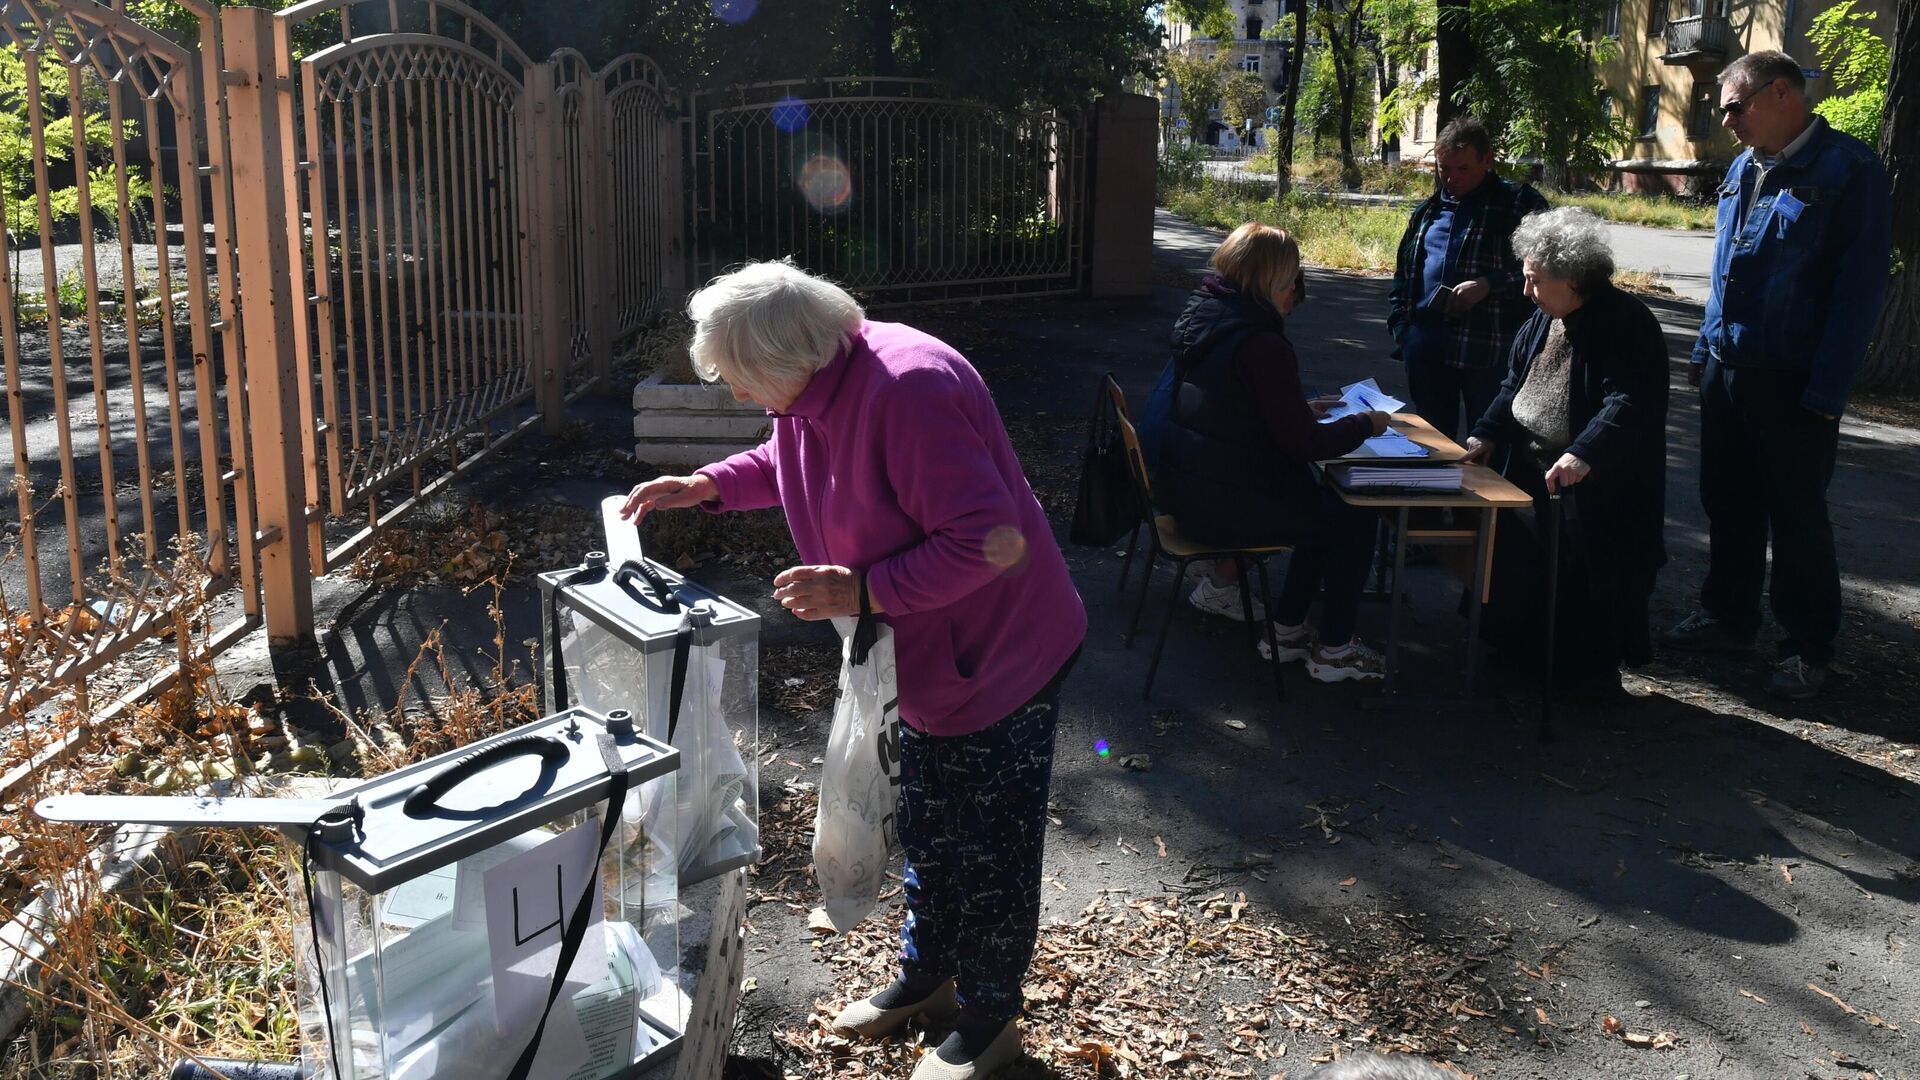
xmin=1690 ymin=117 xmax=1892 ymax=417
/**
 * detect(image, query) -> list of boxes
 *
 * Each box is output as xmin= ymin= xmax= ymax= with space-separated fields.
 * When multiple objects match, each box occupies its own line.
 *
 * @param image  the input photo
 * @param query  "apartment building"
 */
xmin=1161 ymin=0 xmax=1297 ymax=147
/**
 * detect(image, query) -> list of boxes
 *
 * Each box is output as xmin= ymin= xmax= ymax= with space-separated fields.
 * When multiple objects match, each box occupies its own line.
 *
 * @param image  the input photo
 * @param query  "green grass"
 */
xmin=1551 ymin=192 xmax=1715 ymax=231
xmin=1208 ymin=151 xmax=1716 ymax=231
xmin=1161 ymin=176 xmax=1408 ymax=272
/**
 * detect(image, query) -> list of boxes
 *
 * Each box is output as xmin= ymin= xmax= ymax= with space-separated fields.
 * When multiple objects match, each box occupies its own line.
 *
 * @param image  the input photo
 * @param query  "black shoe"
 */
xmin=1768 ymin=655 xmax=1826 ymax=700
xmin=1661 ymin=611 xmax=1754 ymax=654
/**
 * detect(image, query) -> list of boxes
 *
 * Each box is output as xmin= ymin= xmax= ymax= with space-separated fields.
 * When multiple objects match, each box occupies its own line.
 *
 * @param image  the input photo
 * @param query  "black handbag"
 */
xmin=1069 ymin=377 xmax=1139 ymax=546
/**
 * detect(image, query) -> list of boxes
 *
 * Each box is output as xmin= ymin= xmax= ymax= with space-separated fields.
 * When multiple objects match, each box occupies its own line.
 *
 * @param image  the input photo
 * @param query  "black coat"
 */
xmin=1471 ymin=283 xmax=1670 ymax=663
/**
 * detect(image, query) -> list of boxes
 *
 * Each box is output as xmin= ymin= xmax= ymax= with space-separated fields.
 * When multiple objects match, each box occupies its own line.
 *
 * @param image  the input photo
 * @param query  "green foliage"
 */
xmin=461 ymin=0 xmax=1160 ymax=109
xmin=1295 ymin=43 xmax=1374 ymax=154
xmin=1220 ymin=71 xmax=1269 ymax=131
xmin=1166 ymin=46 xmax=1234 ymax=137
xmin=1816 ymin=87 xmax=1888 ymax=146
xmin=1457 ymin=0 xmax=1630 ymax=184
xmin=1808 ymin=0 xmax=1889 ymax=146
xmin=1370 ymin=0 xmax=1438 ymax=143
xmin=1 ymin=49 xmax=152 ymax=242
xmin=1158 ymin=138 xmax=1208 ymax=190
xmin=1167 ymin=0 xmax=1238 ymax=39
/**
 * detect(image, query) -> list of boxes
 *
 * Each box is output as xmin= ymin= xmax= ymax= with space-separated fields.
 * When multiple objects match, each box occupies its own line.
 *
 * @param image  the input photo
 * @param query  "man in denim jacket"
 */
xmin=1663 ymin=51 xmax=1892 ymax=699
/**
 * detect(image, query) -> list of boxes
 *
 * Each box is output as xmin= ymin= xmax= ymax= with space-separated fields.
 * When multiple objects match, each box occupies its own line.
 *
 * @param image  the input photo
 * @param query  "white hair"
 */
xmin=1511 ymin=207 xmax=1615 ymax=292
xmin=686 ymin=261 xmax=865 ymax=398
xmin=1309 ymin=1053 xmax=1459 ymax=1080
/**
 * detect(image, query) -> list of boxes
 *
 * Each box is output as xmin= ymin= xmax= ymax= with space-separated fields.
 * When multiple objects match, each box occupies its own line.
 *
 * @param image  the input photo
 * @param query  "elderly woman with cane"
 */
xmin=1464 ymin=208 xmax=1670 ymax=700
xmin=621 ymin=261 xmax=1085 ymax=1079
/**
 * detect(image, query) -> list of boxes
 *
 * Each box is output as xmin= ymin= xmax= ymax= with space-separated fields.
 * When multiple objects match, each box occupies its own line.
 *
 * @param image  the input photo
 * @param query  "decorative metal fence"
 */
xmin=690 ymin=78 xmax=1087 ymax=304
xmin=274 ymin=0 xmax=541 ymax=574
xmin=3 ymin=1 xmax=1098 ymax=723
xmin=0 ymin=0 xmax=259 ymax=721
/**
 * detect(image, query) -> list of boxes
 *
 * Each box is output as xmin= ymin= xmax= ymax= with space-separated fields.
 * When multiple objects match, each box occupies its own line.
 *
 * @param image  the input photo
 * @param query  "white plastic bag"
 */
xmin=812 ymin=616 xmax=903 ymax=932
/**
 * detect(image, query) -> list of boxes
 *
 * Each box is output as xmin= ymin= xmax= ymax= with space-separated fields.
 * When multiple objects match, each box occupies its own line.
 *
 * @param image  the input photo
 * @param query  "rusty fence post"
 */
xmin=522 ymin=60 xmax=568 ymax=434
xmin=220 ymin=6 xmax=314 ymax=644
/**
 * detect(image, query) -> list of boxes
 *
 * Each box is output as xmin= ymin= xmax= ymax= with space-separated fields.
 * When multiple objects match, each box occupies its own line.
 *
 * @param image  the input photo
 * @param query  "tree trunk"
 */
xmin=1276 ymin=1 xmax=1310 ymax=197
xmin=1325 ymin=0 xmax=1364 ymax=187
xmin=1374 ymin=43 xmax=1395 ymax=161
xmin=861 ymin=0 xmax=896 ymax=76
xmin=1856 ymin=0 xmax=1917 ymax=392
xmin=1435 ymin=0 xmax=1472 ymax=129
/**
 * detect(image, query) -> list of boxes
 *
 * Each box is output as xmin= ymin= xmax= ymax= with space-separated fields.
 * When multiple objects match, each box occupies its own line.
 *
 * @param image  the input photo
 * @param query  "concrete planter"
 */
xmin=631 ymin=370 xmax=771 ymax=468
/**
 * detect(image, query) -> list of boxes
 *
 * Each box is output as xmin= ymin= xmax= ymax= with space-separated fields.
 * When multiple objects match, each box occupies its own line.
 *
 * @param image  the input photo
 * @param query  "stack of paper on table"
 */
xmin=1333 ymin=464 xmax=1465 ymax=491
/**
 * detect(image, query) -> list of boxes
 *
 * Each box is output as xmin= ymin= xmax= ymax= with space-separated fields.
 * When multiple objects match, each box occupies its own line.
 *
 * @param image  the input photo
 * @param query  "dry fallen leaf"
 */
xmin=1738 ymin=988 xmax=1767 ymax=1004
xmin=1781 ymin=863 xmax=1794 ymax=885
xmin=806 ymin=907 xmax=837 ymax=934
xmin=1339 ymin=876 xmax=1357 ymax=888
xmin=1622 ymin=1032 xmax=1655 ymax=1047
xmin=1534 ymin=1006 xmax=1553 ymax=1027
xmin=1602 ymin=1015 xmax=1624 ymax=1035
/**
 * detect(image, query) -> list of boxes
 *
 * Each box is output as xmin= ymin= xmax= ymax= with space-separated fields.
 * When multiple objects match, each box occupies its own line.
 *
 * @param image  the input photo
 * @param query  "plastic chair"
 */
xmin=1104 ymin=374 xmax=1288 ymax=705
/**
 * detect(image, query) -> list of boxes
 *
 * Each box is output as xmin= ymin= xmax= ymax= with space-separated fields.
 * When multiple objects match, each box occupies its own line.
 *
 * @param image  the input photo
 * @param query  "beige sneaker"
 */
xmin=829 ymin=978 xmax=958 ymax=1039
xmin=1306 ymin=639 xmax=1385 ymax=683
xmin=908 ymin=1020 xmax=1022 ymax=1079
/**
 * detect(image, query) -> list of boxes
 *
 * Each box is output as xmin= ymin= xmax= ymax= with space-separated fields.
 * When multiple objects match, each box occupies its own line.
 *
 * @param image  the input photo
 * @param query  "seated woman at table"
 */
xmin=1463 ymin=208 xmax=1669 ymax=698
xmin=1152 ymin=222 xmax=1393 ymax=682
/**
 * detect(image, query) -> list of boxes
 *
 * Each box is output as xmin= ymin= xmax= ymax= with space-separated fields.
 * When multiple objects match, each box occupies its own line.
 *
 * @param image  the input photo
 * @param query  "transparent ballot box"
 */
xmin=32 ymin=705 xmax=686 ymax=1080
xmin=538 ymin=535 xmax=760 ymax=886
xmin=292 ymin=708 xmax=685 ymax=1080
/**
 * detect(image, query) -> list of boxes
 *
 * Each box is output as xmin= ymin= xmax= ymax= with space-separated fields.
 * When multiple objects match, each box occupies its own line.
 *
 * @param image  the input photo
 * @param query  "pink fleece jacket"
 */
xmin=698 ymin=321 xmax=1087 ymax=736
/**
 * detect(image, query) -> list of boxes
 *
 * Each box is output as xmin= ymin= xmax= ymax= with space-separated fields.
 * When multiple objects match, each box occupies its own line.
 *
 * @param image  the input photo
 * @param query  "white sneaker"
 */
xmin=1255 ymin=622 xmax=1314 ymax=662
xmin=1188 ymin=577 xmax=1264 ymax=622
xmin=1306 ymin=639 xmax=1386 ymax=683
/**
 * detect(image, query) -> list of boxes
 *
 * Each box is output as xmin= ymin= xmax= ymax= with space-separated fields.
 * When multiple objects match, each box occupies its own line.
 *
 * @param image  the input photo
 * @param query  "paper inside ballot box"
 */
xmin=345 ymin=829 xmax=663 ymax=1079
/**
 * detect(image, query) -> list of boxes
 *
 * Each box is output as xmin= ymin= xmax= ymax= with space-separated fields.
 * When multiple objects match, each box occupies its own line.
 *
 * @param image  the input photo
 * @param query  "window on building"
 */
xmin=1688 ymin=79 xmax=1716 ymax=137
xmin=1247 ymin=14 xmax=1264 ymax=39
xmin=1414 ymin=104 xmax=1424 ymax=142
xmin=1638 ymin=85 xmax=1662 ymax=138
xmin=1648 ymin=0 xmax=1667 ymax=34
xmin=1242 ymin=54 xmax=1262 ymax=74
xmin=1604 ymin=0 xmax=1622 ymax=36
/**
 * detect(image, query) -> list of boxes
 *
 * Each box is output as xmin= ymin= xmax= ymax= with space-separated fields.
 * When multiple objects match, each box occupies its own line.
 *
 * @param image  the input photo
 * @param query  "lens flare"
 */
xmin=771 ymin=96 xmax=811 ymax=133
xmin=984 ymin=525 xmax=1027 ymax=569
xmin=711 ymin=0 xmax=758 ymax=24
xmin=1095 ymin=739 xmax=1111 ymax=758
xmin=798 ymin=154 xmax=852 ymax=211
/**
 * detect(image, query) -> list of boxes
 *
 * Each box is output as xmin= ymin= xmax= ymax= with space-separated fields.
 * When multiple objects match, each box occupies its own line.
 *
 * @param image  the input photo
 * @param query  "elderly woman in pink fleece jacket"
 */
xmin=622 ymin=261 xmax=1085 ymax=1080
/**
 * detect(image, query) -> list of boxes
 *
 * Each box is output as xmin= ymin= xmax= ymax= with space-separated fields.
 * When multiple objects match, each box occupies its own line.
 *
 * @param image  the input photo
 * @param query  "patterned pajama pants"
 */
xmin=895 ymin=667 xmax=1068 ymax=1025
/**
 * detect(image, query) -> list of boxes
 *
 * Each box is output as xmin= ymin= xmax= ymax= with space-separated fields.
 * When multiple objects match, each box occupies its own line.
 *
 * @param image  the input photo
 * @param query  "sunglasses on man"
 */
xmin=1717 ymin=81 xmax=1775 ymax=119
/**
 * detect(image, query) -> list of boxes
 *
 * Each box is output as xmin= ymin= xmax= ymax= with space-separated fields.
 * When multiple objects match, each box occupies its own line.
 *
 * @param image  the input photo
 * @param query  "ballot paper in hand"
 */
xmin=1320 ymin=378 xmax=1407 ymax=422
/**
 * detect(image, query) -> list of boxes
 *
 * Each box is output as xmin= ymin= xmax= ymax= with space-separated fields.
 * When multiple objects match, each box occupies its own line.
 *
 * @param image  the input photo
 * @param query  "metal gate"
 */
xmin=4 ymin=0 xmax=1095 ymax=726
xmin=1 ymin=0 xmax=260 ymax=722
xmin=690 ymin=78 xmax=1087 ymax=304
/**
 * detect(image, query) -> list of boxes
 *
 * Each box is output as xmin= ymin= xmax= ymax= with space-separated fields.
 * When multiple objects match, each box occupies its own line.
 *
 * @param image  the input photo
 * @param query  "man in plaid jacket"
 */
xmin=1388 ymin=118 xmax=1550 ymax=441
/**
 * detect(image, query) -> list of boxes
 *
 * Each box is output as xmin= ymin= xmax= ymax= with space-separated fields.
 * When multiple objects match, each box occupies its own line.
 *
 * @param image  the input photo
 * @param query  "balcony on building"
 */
xmin=1662 ymin=15 xmax=1731 ymax=63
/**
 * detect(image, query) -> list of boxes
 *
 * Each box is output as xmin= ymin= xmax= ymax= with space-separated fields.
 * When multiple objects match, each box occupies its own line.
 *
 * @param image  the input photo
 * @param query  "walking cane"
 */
xmin=1540 ymin=492 xmax=1563 ymax=741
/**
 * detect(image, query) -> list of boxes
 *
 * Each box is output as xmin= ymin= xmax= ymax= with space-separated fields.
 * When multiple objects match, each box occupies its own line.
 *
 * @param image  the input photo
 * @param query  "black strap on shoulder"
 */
xmin=506 ymin=734 xmax=630 ymax=1080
